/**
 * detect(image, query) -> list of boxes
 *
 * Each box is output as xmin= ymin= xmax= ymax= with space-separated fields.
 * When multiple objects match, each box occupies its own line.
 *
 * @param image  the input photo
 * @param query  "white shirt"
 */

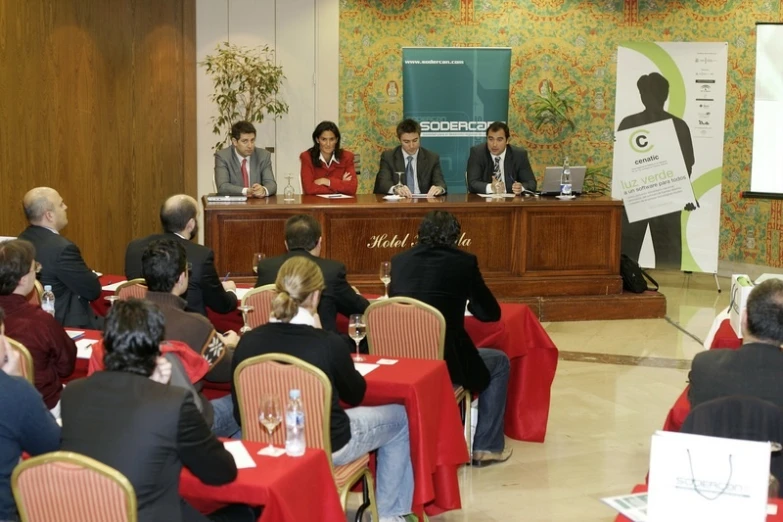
xmin=319 ymin=153 xmax=340 ymax=168
xmin=486 ymin=149 xmax=507 ymax=194
xmin=269 ymin=306 xmax=317 ymax=327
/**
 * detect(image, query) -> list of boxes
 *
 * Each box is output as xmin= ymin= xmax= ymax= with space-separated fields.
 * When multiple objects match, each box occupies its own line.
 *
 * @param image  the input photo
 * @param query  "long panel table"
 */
xmin=202 ymin=194 xmax=623 ymax=299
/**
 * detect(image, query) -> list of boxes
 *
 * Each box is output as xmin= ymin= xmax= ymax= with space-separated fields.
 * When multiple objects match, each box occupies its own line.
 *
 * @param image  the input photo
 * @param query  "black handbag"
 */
xmin=620 ymin=254 xmax=659 ymax=293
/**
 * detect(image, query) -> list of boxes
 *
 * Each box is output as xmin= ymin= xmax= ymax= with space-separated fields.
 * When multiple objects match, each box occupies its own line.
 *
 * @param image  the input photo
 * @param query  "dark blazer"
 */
xmin=688 ymin=342 xmax=783 ymax=408
xmin=60 ymin=371 xmax=237 ymax=522
xmin=373 ymin=146 xmax=447 ymax=194
xmin=214 ymin=145 xmax=277 ymax=196
xmin=18 ymin=225 xmax=102 ymax=329
xmin=125 ymin=233 xmax=237 ymax=316
xmin=390 ymin=244 xmax=501 ymax=392
xmin=254 ymin=249 xmax=369 ymax=333
xmin=466 ymin=144 xmax=536 ymax=194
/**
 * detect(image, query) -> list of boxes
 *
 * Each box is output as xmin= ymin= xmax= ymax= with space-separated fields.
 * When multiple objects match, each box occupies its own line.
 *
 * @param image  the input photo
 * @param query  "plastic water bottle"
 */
xmin=285 ymin=389 xmax=306 ymax=457
xmin=41 ymin=285 xmax=55 ymax=317
xmin=560 ymin=156 xmax=572 ymax=196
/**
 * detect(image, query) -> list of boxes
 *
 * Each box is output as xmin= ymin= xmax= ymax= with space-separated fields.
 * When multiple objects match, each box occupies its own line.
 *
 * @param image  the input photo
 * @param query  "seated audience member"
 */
xmin=233 ymin=257 xmax=414 ymax=522
xmin=60 ymin=299 xmax=258 ymax=522
xmin=373 ymin=118 xmax=447 ymax=197
xmin=255 ymin=214 xmax=368 ymax=333
xmin=141 ymin=238 xmax=240 ymax=437
xmin=213 ymin=120 xmax=276 ymax=198
xmin=300 ymin=121 xmax=358 ymax=195
xmin=0 ymin=239 xmax=77 ymax=416
xmin=18 ymin=187 xmax=102 ymax=328
xmin=125 ymin=194 xmax=238 ymax=316
xmin=0 ymin=307 xmax=61 ymax=522
xmin=390 ymin=211 xmax=512 ymax=467
xmin=689 ymin=279 xmax=783 ymax=408
xmin=466 ymin=121 xmax=536 ymax=196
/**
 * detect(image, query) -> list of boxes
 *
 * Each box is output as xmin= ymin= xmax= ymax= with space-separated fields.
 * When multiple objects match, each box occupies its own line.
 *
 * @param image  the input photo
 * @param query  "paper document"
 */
xmin=375 ymin=359 xmax=398 ymax=365
xmin=66 ymin=330 xmax=85 ymax=340
xmin=353 ymin=362 xmax=379 ymax=376
xmin=223 ymin=441 xmax=257 ymax=468
xmin=476 ymin=193 xmax=516 ymax=198
xmin=316 ymin=194 xmax=354 ymax=199
xmin=601 ymin=493 xmax=647 ymax=522
xmin=101 ymin=281 xmax=127 ymax=292
xmin=382 ymin=195 xmax=403 ymax=201
xmin=75 ymin=339 xmax=97 ymax=359
xmin=235 ymin=288 xmax=252 ymax=300
xmin=409 ymin=194 xmax=432 ymax=198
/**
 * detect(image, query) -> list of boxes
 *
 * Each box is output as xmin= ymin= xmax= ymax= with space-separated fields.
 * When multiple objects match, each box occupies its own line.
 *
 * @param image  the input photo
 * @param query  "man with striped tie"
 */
xmin=466 ymin=121 xmax=536 ymax=195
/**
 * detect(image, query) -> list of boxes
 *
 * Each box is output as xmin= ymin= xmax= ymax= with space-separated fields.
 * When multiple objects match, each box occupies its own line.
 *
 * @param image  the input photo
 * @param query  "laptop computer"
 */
xmin=539 ymin=166 xmax=587 ymax=196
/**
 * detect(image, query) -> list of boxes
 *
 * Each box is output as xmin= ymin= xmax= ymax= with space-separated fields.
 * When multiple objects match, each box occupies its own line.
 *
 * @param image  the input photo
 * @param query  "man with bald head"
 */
xmin=125 ymin=195 xmax=238 ymax=317
xmin=18 ymin=187 xmax=103 ymax=328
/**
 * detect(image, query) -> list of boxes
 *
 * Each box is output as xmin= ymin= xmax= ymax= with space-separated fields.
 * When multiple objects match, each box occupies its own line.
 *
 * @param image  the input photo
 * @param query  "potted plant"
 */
xmin=201 ymin=42 xmax=289 ymax=152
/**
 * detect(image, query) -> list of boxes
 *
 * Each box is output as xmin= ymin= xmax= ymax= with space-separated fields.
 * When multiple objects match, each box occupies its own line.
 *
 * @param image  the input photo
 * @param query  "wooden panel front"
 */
xmin=203 ymin=194 xmax=623 ymax=297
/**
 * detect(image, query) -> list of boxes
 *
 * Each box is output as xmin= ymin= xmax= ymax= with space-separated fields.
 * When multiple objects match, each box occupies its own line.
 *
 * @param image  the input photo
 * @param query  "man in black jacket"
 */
xmin=125 ymin=195 xmax=238 ymax=317
xmin=689 ymin=279 xmax=783 ymax=408
xmin=254 ymin=214 xmax=369 ymax=333
xmin=60 ymin=299 xmax=257 ymax=522
xmin=390 ymin=211 xmax=511 ymax=467
xmin=18 ymin=187 xmax=102 ymax=328
xmin=466 ymin=121 xmax=536 ymax=195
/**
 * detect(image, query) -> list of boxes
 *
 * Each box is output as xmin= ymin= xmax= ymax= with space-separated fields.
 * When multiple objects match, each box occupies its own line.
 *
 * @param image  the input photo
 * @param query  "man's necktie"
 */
xmin=405 ymin=155 xmax=415 ymax=192
xmin=241 ymin=158 xmax=249 ymax=188
xmin=493 ymin=156 xmax=501 ymax=180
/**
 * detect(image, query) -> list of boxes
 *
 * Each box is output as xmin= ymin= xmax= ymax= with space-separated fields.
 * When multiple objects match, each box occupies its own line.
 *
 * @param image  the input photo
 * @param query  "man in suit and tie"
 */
xmin=60 ymin=299 xmax=258 ymax=522
xmin=18 ymin=187 xmax=103 ymax=329
xmin=214 ymin=120 xmax=277 ymax=197
xmin=466 ymin=121 xmax=536 ymax=195
xmin=374 ymin=118 xmax=447 ymax=197
xmin=125 ymin=195 xmax=238 ymax=317
xmin=254 ymin=214 xmax=369 ymax=333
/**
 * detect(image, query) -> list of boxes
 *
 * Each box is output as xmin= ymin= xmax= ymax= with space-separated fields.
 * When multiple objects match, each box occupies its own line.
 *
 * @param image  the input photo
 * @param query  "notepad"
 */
xmin=66 ymin=330 xmax=85 ymax=340
xmin=235 ymin=288 xmax=252 ymax=300
xmin=382 ymin=195 xmax=403 ymax=201
xmin=75 ymin=339 xmax=97 ymax=359
xmin=101 ymin=281 xmax=127 ymax=292
xmin=354 ymin=362 xmax=380 ymax=376
xmin=476 ymin=193 xmax=516 ymax=198
xmin=316 ymin=194 xmax=354 ymax=199
xmin=375 ymin=359 xmax=398 ymax=365
xmin=223 ymin=441 xmax=258 ymax=468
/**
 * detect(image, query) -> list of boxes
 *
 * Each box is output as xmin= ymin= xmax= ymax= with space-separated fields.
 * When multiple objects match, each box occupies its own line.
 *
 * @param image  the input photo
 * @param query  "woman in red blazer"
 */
xmin=300 ymin=121 xmax=358 ymax=195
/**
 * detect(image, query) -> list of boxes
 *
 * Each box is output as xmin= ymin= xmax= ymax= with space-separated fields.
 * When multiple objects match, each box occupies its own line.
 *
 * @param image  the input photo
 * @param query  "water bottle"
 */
xmin=560 ymin=156 xmax=572 ymax=196
xmin=41 ymin=285 xmax=55 ymax=317
xmin=285 ymin=389 xmax=306 ymax=457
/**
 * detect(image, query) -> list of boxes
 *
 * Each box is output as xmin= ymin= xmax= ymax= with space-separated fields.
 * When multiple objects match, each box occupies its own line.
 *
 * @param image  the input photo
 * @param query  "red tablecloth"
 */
xmin=180 ymin=441 xmax=345 ymax=522
xmin=614 ymin=484 xmax=783 ymax=521
xmin=662 ymin=318 xmax=742 ymax=433
xmin=63 ymin=328 xmax=101 ymax=383
xmin=358 ymin=355 xmax=468 ymax=517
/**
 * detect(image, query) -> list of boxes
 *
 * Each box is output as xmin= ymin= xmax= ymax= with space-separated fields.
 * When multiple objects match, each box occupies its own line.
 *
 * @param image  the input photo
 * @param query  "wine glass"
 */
xmin=238 ymin=304 xmax=254 ymax=334
xmin=104 ymin=295 xmax=119 ymax=307
xmin=258 ymin=395 xmax=283 ymax=450
xmin=379 ymin=261 xmax=391 ymax=299
xmin=283 ymin=174 xmax=296 ymax=201
xmin=393 ymin=172 xmax=404 ymax=195
xmin=252 ymin=252 xmax=265 ymax=274
xmin=349 ymin=314 xmax=366 ymax=362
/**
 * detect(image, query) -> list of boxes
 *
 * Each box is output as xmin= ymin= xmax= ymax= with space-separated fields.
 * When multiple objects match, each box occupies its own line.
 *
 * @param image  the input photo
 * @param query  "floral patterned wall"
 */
xmin=339 ymin=0 xmax=783 ymax=266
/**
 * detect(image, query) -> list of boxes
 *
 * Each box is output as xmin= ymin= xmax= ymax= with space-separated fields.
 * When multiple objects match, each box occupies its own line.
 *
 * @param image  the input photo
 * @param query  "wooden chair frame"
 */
xmin=6 ymin=337 xmax=34 ymax=385
xmin=365 ymin=296 xmax=447 ymax=360
xmin=240 ymin=284 xmax=277 ymax=328
xmin=114 ymin=278 xmax=147 ymax=299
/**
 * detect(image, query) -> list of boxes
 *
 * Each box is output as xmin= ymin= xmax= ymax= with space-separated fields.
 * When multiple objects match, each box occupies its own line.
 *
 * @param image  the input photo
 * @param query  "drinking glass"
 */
xmin=492 ymin=177 xmax=504 ymax=197
xmin=237 ymin=304 xmax=254 ymax=334
xmin=349 ymin=314 xmax=366 ymax=362
xmin=252 ymin=252 xmax=265 ymax=274
xmin=393 ymin=172 xmax=404 ymax=195
xmin=379 ymin=261 xmax=391 ymax=299
xmin=284 ymin=174 xmax=296 ymax=201
xmin=258 ymin=395 xmax=283 ymax=450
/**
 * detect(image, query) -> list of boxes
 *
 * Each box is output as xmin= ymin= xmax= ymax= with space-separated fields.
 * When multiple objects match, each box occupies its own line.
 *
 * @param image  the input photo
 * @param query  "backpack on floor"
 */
xmin=620 ymin=254 xmax=659 ymax=293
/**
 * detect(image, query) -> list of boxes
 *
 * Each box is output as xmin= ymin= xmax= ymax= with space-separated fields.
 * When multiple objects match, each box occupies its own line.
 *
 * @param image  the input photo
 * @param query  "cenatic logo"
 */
xmin=629 ymin=129 xmax=653 ymax=153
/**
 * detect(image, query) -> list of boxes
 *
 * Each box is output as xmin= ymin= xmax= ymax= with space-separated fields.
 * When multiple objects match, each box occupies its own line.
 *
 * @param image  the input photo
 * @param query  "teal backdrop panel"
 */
xmin=402 ymin=48 xmax=511 ymax=193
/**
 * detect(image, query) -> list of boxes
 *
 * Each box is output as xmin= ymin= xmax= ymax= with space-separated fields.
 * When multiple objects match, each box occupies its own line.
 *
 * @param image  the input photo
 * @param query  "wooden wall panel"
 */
xmin=0 ymin=0 xmax=196 ymax=274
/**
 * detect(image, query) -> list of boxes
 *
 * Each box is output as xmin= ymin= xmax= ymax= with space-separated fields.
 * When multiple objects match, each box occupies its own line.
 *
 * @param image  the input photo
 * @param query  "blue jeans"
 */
xmin=474 ymin=348 xmax=510 ymax=453
xmin=211 ymin=395 xmax=242 ymax=438
xmin=332 ymin=405 xmax=413 ymax=518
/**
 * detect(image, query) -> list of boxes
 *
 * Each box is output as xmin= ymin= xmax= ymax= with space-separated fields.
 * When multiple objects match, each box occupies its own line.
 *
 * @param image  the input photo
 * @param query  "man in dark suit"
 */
xmin=60 ymin=299 xmax=257 ymax=522
xmin=390 ymin=211 xmax=511 ymax=467
xmin=255 ymin=214 xmax=369 ymax=333
xmin=125 ymin=195 xmax=238 ymax=317
xmin=214 ymin=120 xmax=277 ymax=197
xmin=18 ymin=187 xmax=103 ymax=329
xmin=689 ymin=279 xmax=783 ymax=408
xmin=374 ymin=118 xmax=447 ymax=197
xmin=466 ymin=121 xmax=536 ymax=195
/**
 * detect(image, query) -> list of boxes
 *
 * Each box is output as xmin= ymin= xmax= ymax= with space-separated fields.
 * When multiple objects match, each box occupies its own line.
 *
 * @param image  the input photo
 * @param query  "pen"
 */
xmin=223 ymin=272 xmax=231 ymax=281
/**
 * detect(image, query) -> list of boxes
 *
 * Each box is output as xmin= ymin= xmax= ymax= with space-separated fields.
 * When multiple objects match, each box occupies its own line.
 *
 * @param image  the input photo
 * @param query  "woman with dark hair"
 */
xmin=300 ymin=121 xmax=358 ymax=195
xmin=232 ymin=257 xmax=416 ymax=522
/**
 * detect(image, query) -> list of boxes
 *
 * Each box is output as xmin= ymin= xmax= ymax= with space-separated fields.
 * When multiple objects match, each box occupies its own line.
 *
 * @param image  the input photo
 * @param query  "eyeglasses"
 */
xmin=34 ymin=262 xmax=42 ymax=274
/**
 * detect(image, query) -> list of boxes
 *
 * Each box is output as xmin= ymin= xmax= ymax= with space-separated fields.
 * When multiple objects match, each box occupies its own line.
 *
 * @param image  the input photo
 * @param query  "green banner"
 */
xmin=402 ymin=48 xmax=511 ymax=193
